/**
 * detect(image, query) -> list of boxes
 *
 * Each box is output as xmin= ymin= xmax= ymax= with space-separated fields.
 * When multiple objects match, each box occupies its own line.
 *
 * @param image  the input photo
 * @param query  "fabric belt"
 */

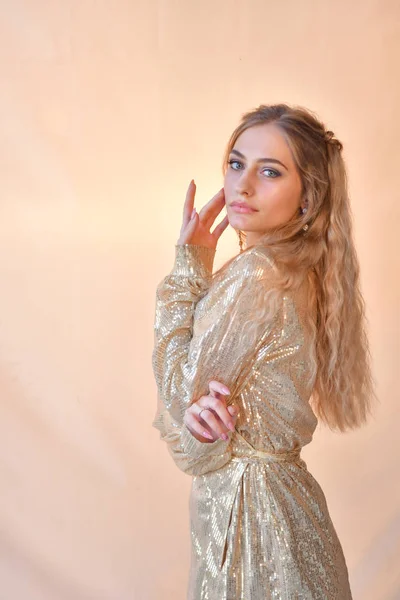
xmin=231 ymin=430 xmax=302 ymax=463
xmin=230 ymin=447 xmax=301 ymax=463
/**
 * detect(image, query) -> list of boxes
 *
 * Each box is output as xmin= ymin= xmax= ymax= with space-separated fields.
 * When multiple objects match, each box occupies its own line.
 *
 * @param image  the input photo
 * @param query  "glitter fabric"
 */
xmin=152 ymin=244 xmax=353 ymax=599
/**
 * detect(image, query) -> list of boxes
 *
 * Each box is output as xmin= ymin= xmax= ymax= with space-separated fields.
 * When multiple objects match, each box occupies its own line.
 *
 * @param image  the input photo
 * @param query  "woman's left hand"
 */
xmin=177 ymin=181 xmax=229 ymax=249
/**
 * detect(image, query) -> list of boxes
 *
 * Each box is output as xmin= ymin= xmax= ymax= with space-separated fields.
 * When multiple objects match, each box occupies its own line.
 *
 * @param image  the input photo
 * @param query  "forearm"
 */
xmin=152 ymin=244 xmax=216 ymax=424
xmin=152 ymin=406 xmax=233 ymax=476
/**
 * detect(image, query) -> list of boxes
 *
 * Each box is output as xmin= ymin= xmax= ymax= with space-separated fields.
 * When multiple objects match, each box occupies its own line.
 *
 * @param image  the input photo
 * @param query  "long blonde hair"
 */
xmin=213 ymin=103 xmax=378 ymax=433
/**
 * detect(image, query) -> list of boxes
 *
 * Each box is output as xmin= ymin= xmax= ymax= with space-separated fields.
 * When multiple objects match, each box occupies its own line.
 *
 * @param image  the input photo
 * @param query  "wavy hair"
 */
xmin=212 ymin=103 xmax=378 ymax=433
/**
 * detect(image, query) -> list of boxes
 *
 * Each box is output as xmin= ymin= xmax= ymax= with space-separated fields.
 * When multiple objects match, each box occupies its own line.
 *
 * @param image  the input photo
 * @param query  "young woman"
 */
xmin=151 ymin=103 xmax=377 ymax=599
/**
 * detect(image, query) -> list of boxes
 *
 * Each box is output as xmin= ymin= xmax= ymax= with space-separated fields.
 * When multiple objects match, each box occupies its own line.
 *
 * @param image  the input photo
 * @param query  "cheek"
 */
xmin=223 ymin=176 xmax=234 ymax=198
xmin=257 ymin=184 xmax=299 ymax=220
xmin=265 ymin=179 xmax=298 ymax=205
xmin=257 ymin=181 xmax=283 ymax=208
xmin=224 ymin=171 xmax=233 ymax=186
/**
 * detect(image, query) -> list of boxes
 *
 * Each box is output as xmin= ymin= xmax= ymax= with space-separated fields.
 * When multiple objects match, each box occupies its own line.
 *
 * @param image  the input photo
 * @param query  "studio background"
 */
xmin=0 ymin=1 xmax=398 ymax=599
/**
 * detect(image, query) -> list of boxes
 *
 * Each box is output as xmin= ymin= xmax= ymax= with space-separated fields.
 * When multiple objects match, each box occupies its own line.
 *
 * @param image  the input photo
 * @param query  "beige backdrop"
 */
xmin=0 ymin=1 xmax=399 ymax=599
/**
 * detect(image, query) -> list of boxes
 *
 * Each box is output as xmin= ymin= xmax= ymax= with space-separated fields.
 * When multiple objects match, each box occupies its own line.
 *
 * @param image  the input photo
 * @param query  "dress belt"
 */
xmin=230 ymin=430 xmax=302 ymax=463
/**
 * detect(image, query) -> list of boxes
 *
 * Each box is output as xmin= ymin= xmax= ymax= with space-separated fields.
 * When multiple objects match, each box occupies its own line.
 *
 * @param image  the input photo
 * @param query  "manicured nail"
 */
xmin=203 ymin=430 xmax=213 ymax=439
xmin=221 ymin=433 xmax=228 ymax=441
xmin=222 ymin=386 xmax=230 ymax=394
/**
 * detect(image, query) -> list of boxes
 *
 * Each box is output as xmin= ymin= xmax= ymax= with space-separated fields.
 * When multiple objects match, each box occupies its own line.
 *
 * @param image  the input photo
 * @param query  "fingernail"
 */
xmin=222 ymin=386 xmax=230 ymax=394
xmin=203 ymin=430 xmax=213 ymax=439
xmin=221 ymin=433 xmax=228 ymax=441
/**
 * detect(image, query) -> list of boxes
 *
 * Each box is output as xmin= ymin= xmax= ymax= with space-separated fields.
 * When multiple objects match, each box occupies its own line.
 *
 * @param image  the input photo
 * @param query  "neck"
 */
xmin=243 ymin=231 xmax=264 ymax=248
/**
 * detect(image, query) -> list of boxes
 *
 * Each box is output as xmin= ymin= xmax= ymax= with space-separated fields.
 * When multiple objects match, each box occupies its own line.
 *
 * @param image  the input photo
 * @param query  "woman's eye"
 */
xmin=228 ymin=159 xmax=241 ymax=170
xmin=262 ymin=168 xmax=280 ymax=178
xmin=228 ymin=160 xmax=279 ymax=178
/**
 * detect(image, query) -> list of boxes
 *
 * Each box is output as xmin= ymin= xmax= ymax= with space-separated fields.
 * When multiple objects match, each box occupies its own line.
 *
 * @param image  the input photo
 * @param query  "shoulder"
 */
xmin=226 ymin=245 xmax=279 ymax=283
xmin=195 ymin=246 xmax=282 ymax=331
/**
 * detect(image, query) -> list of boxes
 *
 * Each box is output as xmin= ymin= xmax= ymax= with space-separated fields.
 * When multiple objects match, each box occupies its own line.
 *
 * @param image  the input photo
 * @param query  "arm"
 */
xmin=152 ymin=389 xmax=234 ymax=476
xmin=151 ymin=243 xmax=280 ymax=476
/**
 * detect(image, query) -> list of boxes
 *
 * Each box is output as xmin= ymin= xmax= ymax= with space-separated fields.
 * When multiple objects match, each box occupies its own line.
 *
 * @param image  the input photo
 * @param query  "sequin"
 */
xmin=152 ymin=244 xmax=353 ymax=599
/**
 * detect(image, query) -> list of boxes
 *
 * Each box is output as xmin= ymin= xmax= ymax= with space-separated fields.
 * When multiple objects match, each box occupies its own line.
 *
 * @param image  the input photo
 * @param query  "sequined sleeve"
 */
xmin=151 ymin=243 xmax=280 ymax=477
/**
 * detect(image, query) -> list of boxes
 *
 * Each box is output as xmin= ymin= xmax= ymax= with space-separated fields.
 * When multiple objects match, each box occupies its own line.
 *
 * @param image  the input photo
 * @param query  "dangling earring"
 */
xmin=300 ymin=206 xmax=309 ymax=232
xmin=238 ymin=229 xmax=246 ymax=253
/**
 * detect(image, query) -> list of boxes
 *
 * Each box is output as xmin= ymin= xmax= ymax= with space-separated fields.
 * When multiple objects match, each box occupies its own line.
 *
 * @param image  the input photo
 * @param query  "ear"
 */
xmin=300 ymin=200 xmax=308 ymax=212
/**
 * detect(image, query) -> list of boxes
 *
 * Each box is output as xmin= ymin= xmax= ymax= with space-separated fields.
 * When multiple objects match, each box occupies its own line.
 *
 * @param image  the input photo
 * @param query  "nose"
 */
xmin=236 ymin=176 xmax=253 ymax=196
xmin=235 ymin=169 xmax=255 ymax=195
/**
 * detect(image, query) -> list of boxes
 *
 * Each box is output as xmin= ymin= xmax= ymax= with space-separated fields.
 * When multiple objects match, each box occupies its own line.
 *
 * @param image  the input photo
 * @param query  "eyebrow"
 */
xmin=229 ymin=148 xmax=288 ymax=171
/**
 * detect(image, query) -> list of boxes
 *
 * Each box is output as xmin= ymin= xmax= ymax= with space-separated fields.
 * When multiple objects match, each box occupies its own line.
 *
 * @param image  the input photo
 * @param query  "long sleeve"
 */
xmin=151 ymin=243 xmax=281 ymax=477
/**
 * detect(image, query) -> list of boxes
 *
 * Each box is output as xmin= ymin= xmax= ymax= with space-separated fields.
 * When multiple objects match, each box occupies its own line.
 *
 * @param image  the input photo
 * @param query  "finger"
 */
xmin=211 ymin=214 xmax=230 ymax=240
xmin=208 ymin=380 xmax=230 ymax=396
xmin=204 ymin=404 xmax=238 ymax=430
xmin=200 ymin=395 xmax=235 ymax=433
xmin=198 ymin=188 xmax=225 ymax=227
xmin=227 ymin=405 xmax=239 ymax=417
xmin=196 ymin=406 xmax=229 ymax=440
xmin=207 ymin=381 xmax=235 ymax=431
xmin=177 ymin=209 xmax=199 ymax=245
xmin=182 ymin=180 xmax=196 ymax=228
xmin=184 ymin=412 xmax=214 ymax=440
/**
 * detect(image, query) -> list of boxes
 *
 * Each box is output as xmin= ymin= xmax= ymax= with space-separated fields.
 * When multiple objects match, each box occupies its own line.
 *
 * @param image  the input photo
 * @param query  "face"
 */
xmin=224 ymin=123 xmax=304 ymax=246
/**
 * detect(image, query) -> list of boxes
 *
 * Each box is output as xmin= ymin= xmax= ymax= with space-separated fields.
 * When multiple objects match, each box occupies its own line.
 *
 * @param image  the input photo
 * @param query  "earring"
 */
xmin=300 ymin=206 xmax=309 ymax=232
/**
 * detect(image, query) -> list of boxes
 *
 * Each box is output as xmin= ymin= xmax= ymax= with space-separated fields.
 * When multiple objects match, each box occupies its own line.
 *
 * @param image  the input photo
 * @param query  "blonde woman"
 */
xmin=151 ymin=104 xmax=377 ymax=599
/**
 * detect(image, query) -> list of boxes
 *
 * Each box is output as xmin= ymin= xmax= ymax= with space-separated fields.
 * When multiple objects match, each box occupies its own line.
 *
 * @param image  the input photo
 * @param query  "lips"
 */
xmin=230 ymin=202 xmax=257 ymax=212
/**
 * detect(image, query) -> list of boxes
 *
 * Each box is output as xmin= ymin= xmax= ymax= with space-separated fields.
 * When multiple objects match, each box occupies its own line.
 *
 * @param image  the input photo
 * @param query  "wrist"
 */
xmin=173 ymin=244 xmax=216 ymax=278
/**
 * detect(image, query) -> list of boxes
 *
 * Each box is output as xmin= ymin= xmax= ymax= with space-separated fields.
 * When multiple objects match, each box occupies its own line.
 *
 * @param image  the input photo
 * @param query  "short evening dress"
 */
xmin=152 ymin=243 xmax=353 ymax=599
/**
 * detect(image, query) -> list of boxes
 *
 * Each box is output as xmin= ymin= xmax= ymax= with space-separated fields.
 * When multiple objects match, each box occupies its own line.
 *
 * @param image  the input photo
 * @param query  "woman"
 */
xmin=151 ymin=103 xmax=377 ymax=599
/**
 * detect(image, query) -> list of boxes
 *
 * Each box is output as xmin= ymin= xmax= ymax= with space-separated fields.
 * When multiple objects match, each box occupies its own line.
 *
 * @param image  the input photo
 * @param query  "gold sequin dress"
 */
xmin=152 ymin=243 xmax=353 ymax=600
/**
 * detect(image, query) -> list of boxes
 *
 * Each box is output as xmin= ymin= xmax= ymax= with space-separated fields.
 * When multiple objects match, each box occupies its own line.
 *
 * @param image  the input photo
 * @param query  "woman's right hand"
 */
xmin=183 ymin=381 xmax=239 ymax=443
xmin=177 ymin=180 xmax=230 ymax=249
